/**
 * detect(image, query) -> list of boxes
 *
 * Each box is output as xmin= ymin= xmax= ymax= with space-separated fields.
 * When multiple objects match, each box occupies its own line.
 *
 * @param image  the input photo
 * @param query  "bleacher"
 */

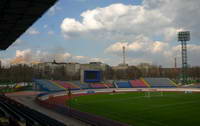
xmin=90 ymin=83 xmax=107 ymax=89
xmin=116 ymin=81 xmax=132 ymax=88
xmin=129 ymin=80 xmax=148 ymax=88
xmin=104 ymin=80 xmax=115 ymax=88
xmin=184 ymin=84 xmax=200 ymax=88
xmin=52 ymin=80 xmax=80 ymax=90
xmin=105 ymin=83 xmax=115 ymax=88
xmin=34 ymin=78 xmax=177 ymax=91
xmin=143 ymin=78 xmax=176 ymax=88
xmin=72 ymin=81 xmax=91 ymax=89
xmin=193 ymin=84 xmax=200 ymax=88
xmin=0 ymin=95 xmax=66 ymax=126
xmin=90 ymin=83 xmax=114 ymax=89
xmin=34 ymin=79 xmax=64 ymax=92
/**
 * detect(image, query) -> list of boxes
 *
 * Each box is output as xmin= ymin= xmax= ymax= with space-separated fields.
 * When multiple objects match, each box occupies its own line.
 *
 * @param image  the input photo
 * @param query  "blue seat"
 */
xmin=34 ymin=79 xmax=64 ymax=92
xmin=116 ymin=81 xmax=132 ymax=88
xmin=72 ymin=81 xmax=91 ymax=89
xmin=144 ymin=78 xmax=176 ymax=88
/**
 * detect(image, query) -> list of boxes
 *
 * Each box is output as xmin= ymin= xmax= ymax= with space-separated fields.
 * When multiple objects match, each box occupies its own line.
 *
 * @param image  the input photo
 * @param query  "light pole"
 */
xmin=178 ymin=31 xmax=190 ymax=85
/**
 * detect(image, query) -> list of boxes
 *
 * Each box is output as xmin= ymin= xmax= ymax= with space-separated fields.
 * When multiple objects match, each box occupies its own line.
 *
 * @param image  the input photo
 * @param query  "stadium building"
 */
xmin=1 ymin=0 xmax=200 ymax=126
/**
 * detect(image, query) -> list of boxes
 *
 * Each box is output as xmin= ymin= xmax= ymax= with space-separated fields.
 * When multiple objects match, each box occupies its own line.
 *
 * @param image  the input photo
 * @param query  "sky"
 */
xmin=1 ymin=0 xmax=200 ymax=67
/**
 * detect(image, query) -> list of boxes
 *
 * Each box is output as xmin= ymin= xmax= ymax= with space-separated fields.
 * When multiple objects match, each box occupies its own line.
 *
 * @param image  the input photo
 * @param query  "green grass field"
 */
xmin=70 ymin=92 xmax=200 ymax=126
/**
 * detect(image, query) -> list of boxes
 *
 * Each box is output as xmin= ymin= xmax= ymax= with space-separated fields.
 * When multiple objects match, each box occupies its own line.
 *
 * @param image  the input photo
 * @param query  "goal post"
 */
xmin=144 ymin=91 xmax=151 ymax=98
xmin=144 ymin=91 xmax=164 ymax=98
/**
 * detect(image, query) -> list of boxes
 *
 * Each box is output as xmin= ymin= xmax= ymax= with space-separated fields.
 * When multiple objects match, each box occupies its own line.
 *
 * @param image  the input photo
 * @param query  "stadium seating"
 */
xmin=72 ymin=81 xmax=91 ymax=89
xmin=129 ymin=80 xmax=148 ymax=88
xmin=34 ymin=78 xmax=177 ymax=91
xmin=89 ymin=83 xmax=114 ymax=89
xmin=0 ymin=95 xmax=66 ymax=126
xmin=90 ymin=83 xmax=107 ymax=88
xmin=193 ymin=84 xmax=200 ymax=88
xmin=184 ymin=84 xmax=200 ymax=88
xmin=143 ymin=78 xmax=176 ymax=88
xmin=105 ymin=83 xmax=115 ymax=88
xmin=104 ymin=80 xmax=116 ymax=88
xmin=52 ymin=80 xmax=80 ymax=90
xmin=116 ymin=81 xmax=132 ymax=88
xmin=34 ymin=79 xmax=64 ymax=92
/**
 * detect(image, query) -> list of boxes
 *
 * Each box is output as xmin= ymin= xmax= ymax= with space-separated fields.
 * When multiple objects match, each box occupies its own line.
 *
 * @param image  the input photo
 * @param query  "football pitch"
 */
xmin=70 ymin=92 xmax=200 ymax=126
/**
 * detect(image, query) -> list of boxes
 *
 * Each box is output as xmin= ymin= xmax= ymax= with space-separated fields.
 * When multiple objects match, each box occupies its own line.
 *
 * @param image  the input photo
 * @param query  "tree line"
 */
xmin=0 ymin=63 xmax=200 ymax=83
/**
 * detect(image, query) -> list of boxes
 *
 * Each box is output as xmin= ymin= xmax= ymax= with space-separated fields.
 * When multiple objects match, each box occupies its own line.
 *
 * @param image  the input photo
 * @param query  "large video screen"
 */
xmin=84 ymin=70 xmax=101 ymax=82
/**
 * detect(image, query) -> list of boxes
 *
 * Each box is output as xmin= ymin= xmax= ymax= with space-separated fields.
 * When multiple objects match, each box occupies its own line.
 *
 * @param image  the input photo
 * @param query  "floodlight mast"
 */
xmin=178 ymin=31 xmax=190 ymax=85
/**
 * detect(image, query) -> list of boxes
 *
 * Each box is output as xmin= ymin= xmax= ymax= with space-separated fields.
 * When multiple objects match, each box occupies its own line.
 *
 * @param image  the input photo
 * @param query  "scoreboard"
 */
xmin=84 ymin=70 xmax=101 ymax=83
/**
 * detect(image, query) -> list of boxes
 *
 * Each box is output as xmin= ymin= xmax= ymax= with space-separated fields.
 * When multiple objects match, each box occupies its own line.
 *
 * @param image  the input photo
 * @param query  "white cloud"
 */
xmin=106 ymin=35 xmax=200 ymax=67
xmin=11 ymin=39 xmax=23 ymax=47
xmin=9 ymin=1 xmax=199 ymax=67
xmin=72 ymin=55 xmax=106 ymax=63
xmin=0 ymin=58 xmax=11 ymax=67
xmin=104 ymin=35 xmax=171 ymax=66
xmin=143 ymin=0 xmax=200 ymax=41
xmin=60 ymin=0 xmax=200 ymax=67
xmin=10 ymin=49 xmax=72 ymax=64
xmin=16 ymin=49 xmax=31 ymax=58
xmin=127 ymin=58 xmax=153 ymax=65
xmin=105 ymin=35 xmax=168 ymax=54
xmin=74 ymin=56 xmax=88 ymax=60
xmin=48 ymin=4 xmax=61 ymax=15
xmin=163 ymin=27 xmax=185 ymax=42
xmin=8 ymin=49 xmax=106 ymax=65
xmin=60 ymin=0 xmax=200 ymax=42
xmin=26 ymin=28 xmax=40 ymax=35
xmin=105 ymin=42 xmax=128 ymax=53
xmin=11 ymin=49 xmax=32 ymax=64
xmin=152 ymin=41 xmax=168 ymax=53
xmin=89 ymin=58 xmax=102 ymax=62
xmin=60 ymin=3 xmax=172 ymax=40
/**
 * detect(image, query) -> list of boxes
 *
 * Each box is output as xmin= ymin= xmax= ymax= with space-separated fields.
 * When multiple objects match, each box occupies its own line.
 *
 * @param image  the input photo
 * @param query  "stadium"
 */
xmin=1 ymin=0 xmax=200 ymax=126
xmin=33 ymin=76 xmax=200 ymax=126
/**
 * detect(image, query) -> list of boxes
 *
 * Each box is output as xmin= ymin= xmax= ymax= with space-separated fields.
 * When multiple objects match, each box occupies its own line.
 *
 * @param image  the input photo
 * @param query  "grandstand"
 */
xmin=34 ymin=79 xmax=117 ymax=91
xmin=129 ymin=79 xmax=149 ymax=88
xmin=51 ymin=80 xmax=80 ymax=90
xmin=34 ymin=79 xmax=65 ymax=92
xmin=72 ymin=81 xmax=91 ymax=89
xmin=90 ymin=83 xmax=114 ymax=89
xmin=104 ymin=83 xmax=115 ymax=88
xmin=33 ymin=77 xmax=178 ymax=92
xmin=90 ymin=83 xmax=107 ymax=88
xmin=143 ymin=78 xmax=176 ymax=88
xmin=115 ymin=80 xmax=132 ymax=88
xmin=182 ymin=83 xmax=200 ymax=88
xmin=105 ymin=80 xmax=116 ymax=88
xmin=0 ymin=95 xmax=66 ymax=126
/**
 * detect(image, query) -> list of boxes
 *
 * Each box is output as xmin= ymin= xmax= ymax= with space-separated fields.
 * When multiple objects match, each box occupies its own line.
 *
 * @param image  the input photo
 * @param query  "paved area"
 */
xmin=7 ymin=92 xmax=90 ymax=126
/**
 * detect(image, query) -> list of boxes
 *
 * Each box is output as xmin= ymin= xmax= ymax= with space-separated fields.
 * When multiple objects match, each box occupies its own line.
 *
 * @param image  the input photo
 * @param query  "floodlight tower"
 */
xmin=178 ymin=31 xmax=190 ymax=85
